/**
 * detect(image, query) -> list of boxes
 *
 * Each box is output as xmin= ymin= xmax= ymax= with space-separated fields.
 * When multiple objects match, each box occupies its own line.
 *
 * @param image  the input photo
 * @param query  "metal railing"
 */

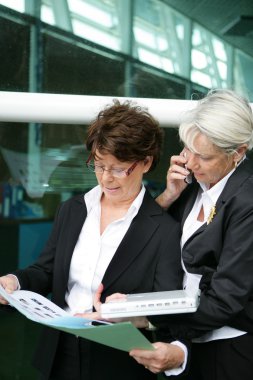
xmin=0 ymin=91 xmax=198 ymax=127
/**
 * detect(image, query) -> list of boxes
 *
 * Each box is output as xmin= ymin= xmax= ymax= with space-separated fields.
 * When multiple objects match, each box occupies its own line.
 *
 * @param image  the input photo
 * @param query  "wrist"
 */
xmin=170 ymin=341 xmax=187 ymax=368
xmin=156 ymin=190 xmax=178 ymax=210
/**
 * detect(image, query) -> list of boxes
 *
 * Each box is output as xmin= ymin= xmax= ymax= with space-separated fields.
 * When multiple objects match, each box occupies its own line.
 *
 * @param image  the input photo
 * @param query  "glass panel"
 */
xmin=212 ymin=38 xmax=227 ymax=61
xmin=234 ymin=50 xmax=253 ymax=101
xmin=0 ymin=122 xmax=95 ymax=220
xmin=0 ymin=0 xmax=24 ymax=12
xmin=67 ymin=0 xmax=120 ymax=51
xmin=43 ymin=31 xmax=124 ymax=96
xmin=41 ymin=4 xmax=55 ymax=25
xmin=43 ymin=33 xmax=125 ymax=95
xmin=68 ymin=0 xmax=114 ymax=27
xmin=0 ymin=17 xmax=29 ymax=91
xmin=191 ymin=49 xmax=208 ymax=70
xmin=191 ymin=23 xmax=231 ymax=89
xmin=133 ymin=0 xmax=190 ymax=77
xmin=129 ymin=66 xmax=186 ymax=99
xmin=72 ymin=19 xmax=120 ymax=50
xmin=191 ymin=69 xmax=212 ymax=89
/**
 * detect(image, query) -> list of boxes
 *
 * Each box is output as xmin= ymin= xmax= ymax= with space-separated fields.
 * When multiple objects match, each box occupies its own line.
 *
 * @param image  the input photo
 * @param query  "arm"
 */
xmin=156 ymin=153 xmax=189 ymax=209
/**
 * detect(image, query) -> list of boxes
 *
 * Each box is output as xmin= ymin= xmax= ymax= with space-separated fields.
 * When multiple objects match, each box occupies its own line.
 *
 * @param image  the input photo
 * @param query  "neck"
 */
xmin=101 ymin=192 xmax=140 ymax=210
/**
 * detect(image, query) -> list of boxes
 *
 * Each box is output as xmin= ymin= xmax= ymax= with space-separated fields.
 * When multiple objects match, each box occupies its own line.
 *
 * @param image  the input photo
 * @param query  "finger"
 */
xmin=167 ymin=170 xmax=189 ymax=182
xmin=5 ymin=286 xmax=16 ymax=293
xmin=105 ymin=293 xmax=127 ymax=302
xmin=0 ymin=296 xmax=9 ymax=305
xmin=74 ymin=311 xmax=100 ymax=320
xmin=129 ymin=349 xmax=155 ymax=359
xmin=168 ymin=162 xmax=190 ymax=175
xmin=74 ymin=312 xmax=90 ymax=318
xmin=170 ymin=154 xmax=187 ymax=165
xmin=180 ymin=148 xmax=187 ymax=156
xmin=146 ymin=366 xmax=160 ymax=374
xmin=2 ymin=275 xmax=18 ymax=293
xmin=130 ymin=343 xmax=162 ymax=361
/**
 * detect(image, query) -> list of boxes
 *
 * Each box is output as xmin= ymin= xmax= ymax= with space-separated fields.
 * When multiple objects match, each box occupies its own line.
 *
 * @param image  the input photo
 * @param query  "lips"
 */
xmin=104 ymin=186 xmax=120 ymax=192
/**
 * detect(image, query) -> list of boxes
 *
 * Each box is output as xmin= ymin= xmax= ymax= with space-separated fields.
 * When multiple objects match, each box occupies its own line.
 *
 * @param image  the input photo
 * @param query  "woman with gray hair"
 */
xmin=130 ymin=89 xmax=253 ymax=380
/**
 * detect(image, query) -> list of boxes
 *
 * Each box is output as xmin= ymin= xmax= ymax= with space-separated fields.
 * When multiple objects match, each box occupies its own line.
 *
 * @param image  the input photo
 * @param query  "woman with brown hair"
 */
xmin=0 ymin=100 xmax=183 ymax=380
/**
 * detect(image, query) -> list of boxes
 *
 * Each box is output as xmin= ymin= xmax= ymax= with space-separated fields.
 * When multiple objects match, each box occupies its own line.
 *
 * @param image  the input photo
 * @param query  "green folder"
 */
xmin=46 ymin=321 xmax=155 ymax=352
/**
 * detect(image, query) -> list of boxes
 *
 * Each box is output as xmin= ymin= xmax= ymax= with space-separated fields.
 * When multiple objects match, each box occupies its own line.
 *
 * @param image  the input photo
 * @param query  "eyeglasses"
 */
xmin=86 ymin=154 xmax=138 ymax=178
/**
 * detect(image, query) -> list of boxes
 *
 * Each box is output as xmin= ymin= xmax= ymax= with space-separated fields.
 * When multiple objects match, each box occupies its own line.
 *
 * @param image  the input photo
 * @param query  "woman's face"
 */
xmin=184 ymin=133 xmax=236 ymax=186
xmin=94 ymin=151 xmax=152 ymax=204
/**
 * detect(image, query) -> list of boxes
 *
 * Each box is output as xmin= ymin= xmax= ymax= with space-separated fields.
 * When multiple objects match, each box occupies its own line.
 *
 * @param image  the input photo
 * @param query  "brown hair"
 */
xmin=86 ymin=99 xmax=163 ymax=171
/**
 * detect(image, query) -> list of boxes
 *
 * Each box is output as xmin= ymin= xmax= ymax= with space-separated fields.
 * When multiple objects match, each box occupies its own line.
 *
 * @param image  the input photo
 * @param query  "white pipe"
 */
xmin=0 ymin=91 xmax=197 ymax=127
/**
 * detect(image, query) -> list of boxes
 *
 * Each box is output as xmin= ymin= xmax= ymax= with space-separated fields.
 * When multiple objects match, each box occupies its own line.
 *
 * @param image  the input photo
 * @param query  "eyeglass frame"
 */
xmin=86 ymin=154 xmax=139 ymax=178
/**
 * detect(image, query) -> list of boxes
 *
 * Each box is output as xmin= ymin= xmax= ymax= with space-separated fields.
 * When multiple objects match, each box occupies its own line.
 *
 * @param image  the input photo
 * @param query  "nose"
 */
xmin=186 ymin=152 xmax=199 ymax=170
xmin=101 ymin=169 xmax=114 ymax=180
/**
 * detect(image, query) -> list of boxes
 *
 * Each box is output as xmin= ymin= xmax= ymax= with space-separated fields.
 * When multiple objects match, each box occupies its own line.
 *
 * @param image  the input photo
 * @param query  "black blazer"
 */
xmin=155 ymin=158 xmax=253 ymax=340
xmin=14 ymin=189 xmax=183 ymax=379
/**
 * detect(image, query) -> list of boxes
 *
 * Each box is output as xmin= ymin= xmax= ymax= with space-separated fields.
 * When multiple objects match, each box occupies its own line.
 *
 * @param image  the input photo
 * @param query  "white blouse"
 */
xmin=65 ymin=185 xmax=145 ymax=314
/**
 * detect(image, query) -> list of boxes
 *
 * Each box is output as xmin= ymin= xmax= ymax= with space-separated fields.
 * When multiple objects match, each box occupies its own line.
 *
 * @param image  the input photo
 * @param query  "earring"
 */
xmin=234 ymin=161 xmax=238 ymax=169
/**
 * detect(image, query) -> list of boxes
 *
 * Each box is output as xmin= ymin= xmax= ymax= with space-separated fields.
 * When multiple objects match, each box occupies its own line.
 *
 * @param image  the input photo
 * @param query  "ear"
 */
xmin=143 ymin=156 xmax=153 ymax=173
xmin=234 ymin=144 xmax=248 ymax=164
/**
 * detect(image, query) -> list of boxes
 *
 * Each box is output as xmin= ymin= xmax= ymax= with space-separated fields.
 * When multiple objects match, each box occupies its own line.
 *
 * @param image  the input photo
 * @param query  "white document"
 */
xmin=0 ymin=285 xmax=99 ymax=328
xmin=101 ymin=289 xmax=200 ymax=318
xmin=0 ymin=285 xmax=154 ymax=352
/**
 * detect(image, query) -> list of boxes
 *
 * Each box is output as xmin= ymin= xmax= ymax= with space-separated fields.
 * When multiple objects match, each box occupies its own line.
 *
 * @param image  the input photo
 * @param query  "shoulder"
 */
xmin=141 ymin=189 xmax=180 ymax=230
xmin=60 ymin=193 xmax=85 ymax=209
xmin=218 ymin=163 xmax=253 ymax=227
xmin=229 ymin=175 xmax=253 ymax=212
xmin=225 ymin=160 xmax=253 ymax=205
xmin=55 ymin=193 xmax=86 ymax=221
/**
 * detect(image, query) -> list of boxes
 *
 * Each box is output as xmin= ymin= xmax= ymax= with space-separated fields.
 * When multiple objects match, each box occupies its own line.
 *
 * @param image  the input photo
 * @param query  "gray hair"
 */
xmin=179 ymin=89 xmax=253 ymax=154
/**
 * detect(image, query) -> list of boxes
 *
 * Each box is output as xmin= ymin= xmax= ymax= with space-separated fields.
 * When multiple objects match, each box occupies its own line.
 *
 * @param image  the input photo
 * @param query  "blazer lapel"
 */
xmin=183 ymin=158 xmax=253 ymax=246
xmin=101 ymin=191 xmax=162 ymax=292
xmin=216 ymin=158 xmax=253 ymax=209
xmin=62 ymin=195 xmax=87 ymax=281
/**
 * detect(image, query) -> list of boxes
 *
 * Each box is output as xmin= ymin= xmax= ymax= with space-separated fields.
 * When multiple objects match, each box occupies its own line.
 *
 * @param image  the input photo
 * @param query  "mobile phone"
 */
xmin=184 ymin=167 xmax=192 ymax=184
xmin=183 ymin=152 xmax=192 ymax=184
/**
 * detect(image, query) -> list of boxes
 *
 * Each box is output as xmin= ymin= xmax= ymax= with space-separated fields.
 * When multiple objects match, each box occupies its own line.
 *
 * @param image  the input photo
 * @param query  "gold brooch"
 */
xmin=207 ymin=205 xmax=216 ymax=225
